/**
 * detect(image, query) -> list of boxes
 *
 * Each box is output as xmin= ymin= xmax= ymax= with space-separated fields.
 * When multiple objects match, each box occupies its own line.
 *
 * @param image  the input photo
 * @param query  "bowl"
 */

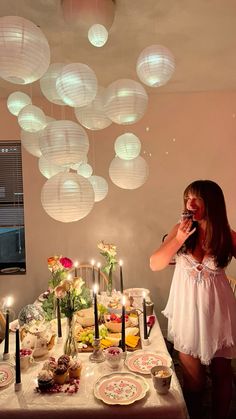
xmin=104 ymin=346 xmax=123 ymax=369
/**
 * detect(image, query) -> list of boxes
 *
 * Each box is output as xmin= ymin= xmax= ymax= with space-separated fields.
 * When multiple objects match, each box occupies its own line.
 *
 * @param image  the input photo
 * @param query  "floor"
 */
xmin=166 ymin=341 xmax=236 ymax=419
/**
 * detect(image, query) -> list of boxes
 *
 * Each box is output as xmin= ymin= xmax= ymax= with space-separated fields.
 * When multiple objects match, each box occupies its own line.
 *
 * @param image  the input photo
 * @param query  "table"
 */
xmin=0 ymin=317 xmax=188 ymax=419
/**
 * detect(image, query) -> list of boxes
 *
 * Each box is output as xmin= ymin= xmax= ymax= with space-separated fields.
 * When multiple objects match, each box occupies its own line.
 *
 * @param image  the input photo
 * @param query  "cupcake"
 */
xmin=53 ymin=364 xmax=68 ymax=385
xmin=69 ymin=359 xmax=82 ymax=379
xmin=43 ymin=357 xmax=57 ymax=373
xmin=37 ymin=369 xmax=54 ymax=391
xmin=58 ymin=354 xmax=71 ymax=367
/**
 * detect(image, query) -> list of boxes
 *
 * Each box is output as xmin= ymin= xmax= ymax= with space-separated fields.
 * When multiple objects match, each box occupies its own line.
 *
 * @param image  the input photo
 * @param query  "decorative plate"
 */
xmin=0 ymin=362 xmax=14 ymax=388
xmin=125 ymin=350 xmax=171 ymax=375
xmin=94 ymin=372 xmax=149 ymax=405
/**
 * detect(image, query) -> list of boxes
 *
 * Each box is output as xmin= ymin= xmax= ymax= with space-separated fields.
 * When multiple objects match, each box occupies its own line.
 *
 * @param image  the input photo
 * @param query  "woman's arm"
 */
xmin=231 ymin=230 xmax=236 ymax=258
xmin=150 ymin=218 xmax=196 ymax=271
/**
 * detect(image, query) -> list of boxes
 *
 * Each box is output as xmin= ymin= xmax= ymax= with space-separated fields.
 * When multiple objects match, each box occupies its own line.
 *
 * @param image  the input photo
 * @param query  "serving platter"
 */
xmin=125 ymin=350 xmax=171 ymax=375
xmin=94 ymin=372 xmax=149 ymax=405
xmin=0 ymin=362 xmax=14 ymax=388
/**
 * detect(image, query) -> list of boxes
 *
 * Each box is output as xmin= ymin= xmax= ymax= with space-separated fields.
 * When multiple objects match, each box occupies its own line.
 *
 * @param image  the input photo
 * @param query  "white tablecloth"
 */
xmin=0 ymin=316 xmax=188 ymax=419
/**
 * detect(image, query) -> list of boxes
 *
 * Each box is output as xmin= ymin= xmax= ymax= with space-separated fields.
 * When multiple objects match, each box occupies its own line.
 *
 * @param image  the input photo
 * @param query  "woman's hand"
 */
xmin=176 ymin=219 xmax=196 ymax=244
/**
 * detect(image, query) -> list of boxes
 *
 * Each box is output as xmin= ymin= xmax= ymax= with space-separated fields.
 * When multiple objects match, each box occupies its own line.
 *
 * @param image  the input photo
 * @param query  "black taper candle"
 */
xmin=121 ymin=300 xmax=126 ymax=351
xmin=3 ymin=309 xmax=9 ymax=354
xmin=119 ymin=263 xmax=124 ymax=293
xmin=15 ymin=328 xmax=21 ymax=384
xmin=97 ymin=265 xmax=101 ymax=293
xmin=56 ymin=298 xmax=62 ymax=338
xmin=92 ymin=264 xmax=95 ymax=286
xmin=94 ymin=289 xmax=99 ymax=339
xmin=143 ymin=297 xmax=148 ymax=339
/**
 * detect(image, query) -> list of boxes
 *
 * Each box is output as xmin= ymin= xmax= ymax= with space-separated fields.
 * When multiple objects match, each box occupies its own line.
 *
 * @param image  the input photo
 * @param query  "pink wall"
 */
xmin=1 ymin=90 xmax=236 ymax=333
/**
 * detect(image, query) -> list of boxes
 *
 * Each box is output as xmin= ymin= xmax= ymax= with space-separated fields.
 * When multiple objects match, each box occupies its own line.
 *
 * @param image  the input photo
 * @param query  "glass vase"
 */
xmin=64 ymin=315 xmax=77 ymax=358
xmin=106 ymin=269 xmax=113 ymax=297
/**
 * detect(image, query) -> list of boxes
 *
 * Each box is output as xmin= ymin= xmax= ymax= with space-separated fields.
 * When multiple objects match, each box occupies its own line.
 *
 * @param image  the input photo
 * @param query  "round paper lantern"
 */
xmin=115 ymin=133 xmax=141 ymax=160
xmin=40 ymin=63 xmax=65 ymax=105
xmin=0 ymin=16 xmax=50 ymax=84
xmin=39 ymin=120 xmax=89 ymax=167
xmin=18 ymin=105 xmax=47 ymax=133
xmin=7 ymin=92 xmax=32 ymax=116
xmin=56 ymin=63 xmax=97 ymax=107
xmin=136 ymin=45 xmax=175 ymax=88
xmin=77 ymin=163 xmax=93 ymax=178
xmin=89 ymin=175 xmax=108 ymax=202
xmin=109 ymin=156 xmax=149 ymax=190
xmin=41 ymin=172 xmax=95 ymax=222
xmin=88 ymin=24 xmax=108 ymax=47
xmin=74 ymin=86 xmax=111 ymax=130
xmin=104 ymin=79 xmax=148 ymax=125
xmin=21 ymin=129 xmax=42 ymax=157
xmin=70 ymin=156 xmax=88 ymax=171
xmin=38 ymin=156 xmax=64 ymax=179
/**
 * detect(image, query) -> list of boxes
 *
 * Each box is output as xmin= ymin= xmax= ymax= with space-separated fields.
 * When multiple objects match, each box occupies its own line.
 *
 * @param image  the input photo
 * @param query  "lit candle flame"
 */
xmin=4 ymin=296 xmax=14 ymax=308
xmin=91 ymin=259 xmax=95 ymax=266
xmin=143 ymin=291 xmax=146 ymax=299
xmin=74 ymin=261 xmax=79 ymax=268
xmin=122 ymin=295 xmax=126 ymax=306
xmin=93 ymin=283 xmax=98 ymax=294
xmin=119 ymin=260 xmax=123 ymax=266
xmin=97 ymin=262 xmax=101 ymax=268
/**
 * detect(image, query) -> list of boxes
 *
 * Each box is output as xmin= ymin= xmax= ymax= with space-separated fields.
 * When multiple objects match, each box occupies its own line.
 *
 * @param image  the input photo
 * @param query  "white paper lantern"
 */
xmin=89 ymin=175 xmax=108 ymax=202
xmin=136 ymin=45 xmax=175 ymax=88
xmin=104 ymin=79 xmax=148 ymax=125
xmin=0 ymin=16 xmax=50 ymax=84
xmin=74 ymin=86 xmax=111 ymax=130
xmin=77 ymin=163 xmax=93 ymax=178
xmin=38 ymin=156 xmax=65 ymax=179
xmin=56 ymin=63 xmax=97 ymax=107
xmin=70 ymin=156 xmax=88 ymax=171
xmin=21 ymin=129 xmax=42 ymax=157
xmin=7 ymin=92 xmax=32 ymax=116
xmin=88 ymin=24 xmax=108 ymax=47
xmin=39 ymin=120 xmax=89 ymax=167
xmin=41 ymin=172 xmax=95 ymax=223
xmin=40 ymin=63 xmax=65 ymax=105
xmin=18 ymin=105 xmax=47 ymax=133
xmin=109 ymin=156 xmax=149 ymax=190
xmin=115 ymin=133 xmax=141 ymax=160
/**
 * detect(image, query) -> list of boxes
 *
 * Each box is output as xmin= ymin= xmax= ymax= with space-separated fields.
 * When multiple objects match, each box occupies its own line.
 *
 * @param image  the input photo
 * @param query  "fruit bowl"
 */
xmin=104 ymin=313 xmax=131 ymax=333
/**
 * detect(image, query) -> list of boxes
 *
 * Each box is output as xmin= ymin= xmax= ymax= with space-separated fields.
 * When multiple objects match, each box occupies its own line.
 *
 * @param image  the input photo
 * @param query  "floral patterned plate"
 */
xmin=0 ymin=362 xmax=14 ymax=388
xmin=125 ymin=350 xmax=171 ymax=375
xmin=94 ymin=372 xmax=149 ymax=405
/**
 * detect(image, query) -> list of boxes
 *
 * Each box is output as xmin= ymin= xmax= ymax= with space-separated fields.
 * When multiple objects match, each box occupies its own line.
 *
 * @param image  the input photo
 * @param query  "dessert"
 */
xmin=181 ymin=210 xmax=193 ymax=220
xmin=154 ymin=369 xmax=171 ymax=378
xmin=53 ymin=364 xmax=68 ymax=385
xmin=43 ymin=357 xmax=57 ymax=372
xmin=69 ymin=359 xmax=82 ymax=379
xmin=58 ymin=354 xmax=70 ymax=367
xmin=37 ymin=369 xmax=54 ymax=391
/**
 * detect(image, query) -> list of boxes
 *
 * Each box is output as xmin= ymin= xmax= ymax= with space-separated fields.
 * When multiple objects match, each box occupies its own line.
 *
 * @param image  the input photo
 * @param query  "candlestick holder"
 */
xmin=89 ymin=337 xmax=105 ymax=363
xmin=142 ymin=337 xmax=151 ymax=346
xmin=15 ymin=382 xmax=22 ymax=392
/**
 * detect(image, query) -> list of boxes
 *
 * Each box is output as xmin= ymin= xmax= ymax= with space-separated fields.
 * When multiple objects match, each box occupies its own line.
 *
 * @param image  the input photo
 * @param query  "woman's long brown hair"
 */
xmin=179 ymin=180 xmax=233 ymax=268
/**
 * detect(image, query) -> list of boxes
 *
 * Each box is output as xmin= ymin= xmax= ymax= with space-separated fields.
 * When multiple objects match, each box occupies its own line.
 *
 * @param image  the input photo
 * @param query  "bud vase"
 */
xmin=106 ymin=269 xmax=113 ymax=297
xmin=64 ymin=315 xmax=77 ymax=358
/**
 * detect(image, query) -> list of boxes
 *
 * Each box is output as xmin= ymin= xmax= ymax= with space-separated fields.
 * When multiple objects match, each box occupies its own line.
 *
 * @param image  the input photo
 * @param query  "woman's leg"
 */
xmin=178 ymin=352 xmax=206 ymax=419
xmin=210 ymin=357 xmax=232 ymax=419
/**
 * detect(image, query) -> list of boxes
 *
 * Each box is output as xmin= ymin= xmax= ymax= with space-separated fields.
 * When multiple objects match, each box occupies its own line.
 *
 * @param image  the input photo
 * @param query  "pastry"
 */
xmin=37 ymin=369 xmax=54 ymax=391
xmin=69 ymin=358 xmax=82 ymax=379
xmin=53 ymin=364 xmax=68 ymax=385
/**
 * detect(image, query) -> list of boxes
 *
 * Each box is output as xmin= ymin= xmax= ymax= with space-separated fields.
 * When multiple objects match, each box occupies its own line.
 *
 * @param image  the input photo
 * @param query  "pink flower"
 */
xmin=59 ymin=257 xmax=73 ymax=269
xmin=54 ymin=285 xmax=67 ymax=299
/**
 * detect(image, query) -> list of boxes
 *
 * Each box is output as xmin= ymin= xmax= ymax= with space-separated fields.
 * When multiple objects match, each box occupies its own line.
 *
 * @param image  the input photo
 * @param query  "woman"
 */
xmin=150 ymin=180 xmax=236 ymax=419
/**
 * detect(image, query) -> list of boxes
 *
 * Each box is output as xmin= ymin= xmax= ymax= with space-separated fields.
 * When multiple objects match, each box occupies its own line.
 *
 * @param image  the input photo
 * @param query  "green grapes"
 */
xmin=79 ymin=324 xmax=108 ymax=345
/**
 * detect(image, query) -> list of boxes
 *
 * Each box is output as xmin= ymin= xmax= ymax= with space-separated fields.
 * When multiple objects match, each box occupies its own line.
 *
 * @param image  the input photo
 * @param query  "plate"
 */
xmin=94 ymin=372 xmax=149 ymax=405
xmin=0 ymin=362 xmax=14 ymax=388
xmin=1 ymin=267 xmax=21 ymax=274
xmin=125 ymin=350 xmax=171 ymax=375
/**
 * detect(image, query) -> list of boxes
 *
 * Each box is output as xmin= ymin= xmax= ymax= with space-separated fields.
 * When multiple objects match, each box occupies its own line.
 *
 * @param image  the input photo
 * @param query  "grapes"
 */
xmin=78 ymin=324 xmax=108 ymax=345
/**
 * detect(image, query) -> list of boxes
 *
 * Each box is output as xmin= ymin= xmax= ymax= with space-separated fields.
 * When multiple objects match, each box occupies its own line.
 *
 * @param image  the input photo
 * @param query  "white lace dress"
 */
xmin=162 ymin=253 xmax=236 ymax=365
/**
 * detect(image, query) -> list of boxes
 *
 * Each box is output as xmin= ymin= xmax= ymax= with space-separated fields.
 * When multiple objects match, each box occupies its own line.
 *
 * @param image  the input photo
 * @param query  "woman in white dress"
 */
xmin=150 ymin=180 xmax=236 ymax=419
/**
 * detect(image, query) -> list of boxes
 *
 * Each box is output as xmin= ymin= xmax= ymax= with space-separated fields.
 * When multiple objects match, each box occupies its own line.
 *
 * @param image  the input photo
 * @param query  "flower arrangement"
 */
xmin=97 ymin=241 xmax=117 ymax=295
xmin=42 ymin=255 xmax=91 ymax=321
xmin=54 ymin=276 xmax=92 ymax=319
xmin=47 ymin=256 xmax=73 ymax=289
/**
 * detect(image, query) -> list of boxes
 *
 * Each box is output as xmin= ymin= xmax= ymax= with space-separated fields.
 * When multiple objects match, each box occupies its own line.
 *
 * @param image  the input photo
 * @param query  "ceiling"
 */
xmin=1 ymin=0 xmax=236 ymax=99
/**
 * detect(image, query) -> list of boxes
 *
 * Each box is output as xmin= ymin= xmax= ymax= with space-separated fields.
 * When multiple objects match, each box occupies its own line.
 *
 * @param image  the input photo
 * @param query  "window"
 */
xmin=0 ymin=141 xmax=26 ymax=274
